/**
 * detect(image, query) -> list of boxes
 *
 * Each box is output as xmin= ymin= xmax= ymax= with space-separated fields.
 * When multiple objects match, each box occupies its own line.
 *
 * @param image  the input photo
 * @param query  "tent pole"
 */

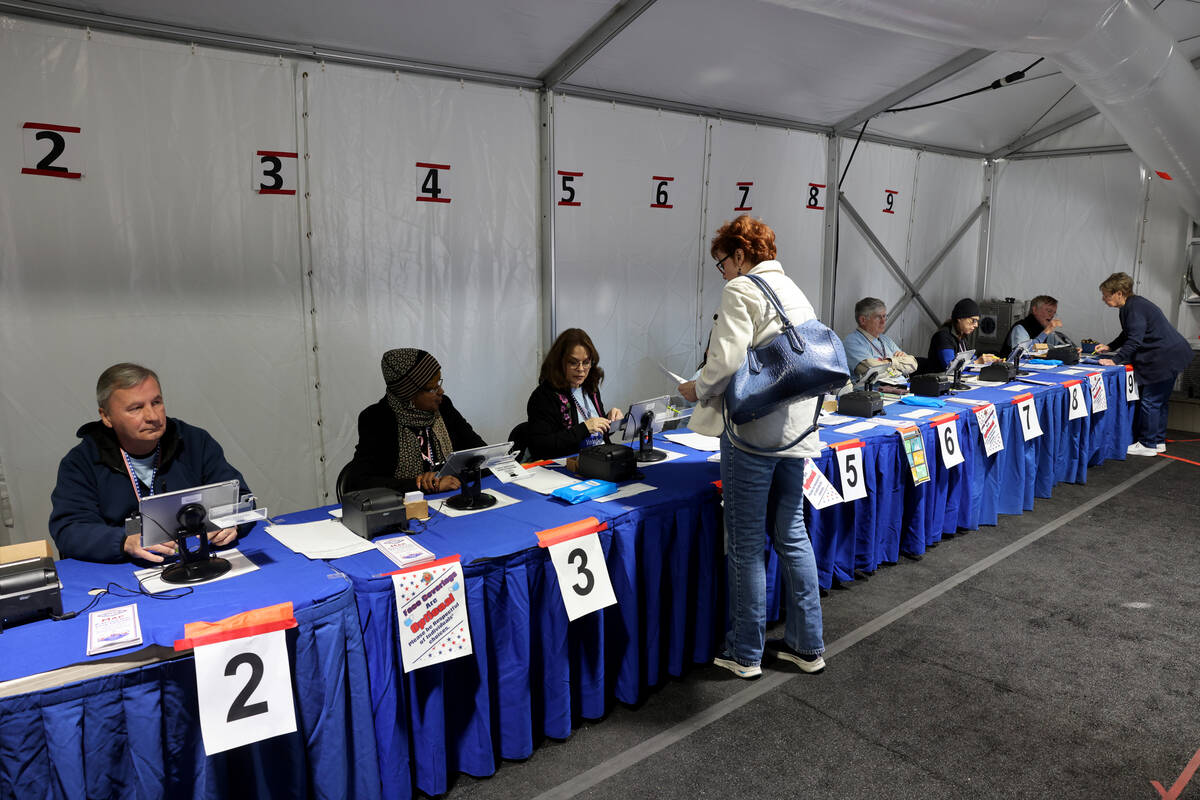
xmin=975 ymin=160 xmax=996 ymax=300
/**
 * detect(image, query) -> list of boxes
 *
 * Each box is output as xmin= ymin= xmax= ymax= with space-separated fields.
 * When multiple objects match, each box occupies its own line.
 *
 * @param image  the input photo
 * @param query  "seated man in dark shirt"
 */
xmin=50 ymin=363 xmax=250 ymax=563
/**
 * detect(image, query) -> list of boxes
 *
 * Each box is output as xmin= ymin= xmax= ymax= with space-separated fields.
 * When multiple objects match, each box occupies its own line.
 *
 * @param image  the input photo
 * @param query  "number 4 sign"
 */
xmin=538 ymin=517 xmax=617 ymax=621
xmin=177 ymin=603 xmax=299 ymax=756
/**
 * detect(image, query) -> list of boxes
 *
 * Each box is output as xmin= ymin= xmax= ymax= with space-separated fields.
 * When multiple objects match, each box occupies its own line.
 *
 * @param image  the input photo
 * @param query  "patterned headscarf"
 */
xmin=381 ymin=348 xmax=453 ymax=481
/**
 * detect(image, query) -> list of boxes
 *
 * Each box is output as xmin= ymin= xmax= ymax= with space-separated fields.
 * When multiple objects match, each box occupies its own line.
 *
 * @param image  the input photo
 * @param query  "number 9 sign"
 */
xmin=192 ymin=629 xmax=297 ymax=755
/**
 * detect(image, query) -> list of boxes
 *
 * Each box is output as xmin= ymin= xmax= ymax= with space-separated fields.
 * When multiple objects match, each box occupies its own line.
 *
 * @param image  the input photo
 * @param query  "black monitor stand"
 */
xmin=161 ymin=503 xmax=233 ymax=585
xmin=635 ymin=410 xmax=668 ymax=463
xmin=445 ymin=455 xmax=498 ymax=511
xmin=950 ymin=362 xmax=969 ymax=391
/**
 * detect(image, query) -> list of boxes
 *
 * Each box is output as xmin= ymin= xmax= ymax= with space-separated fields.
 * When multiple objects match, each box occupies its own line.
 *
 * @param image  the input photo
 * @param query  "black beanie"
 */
xmin=951 ymin=298 xmax=980 ymax=320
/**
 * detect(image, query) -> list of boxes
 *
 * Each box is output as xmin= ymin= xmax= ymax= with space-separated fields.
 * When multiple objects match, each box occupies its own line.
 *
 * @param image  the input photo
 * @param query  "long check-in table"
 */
xmin=0 ymin=526 xmax=382 ymax=799
xmin=288 ymin=362 xmax=1134 ymax=800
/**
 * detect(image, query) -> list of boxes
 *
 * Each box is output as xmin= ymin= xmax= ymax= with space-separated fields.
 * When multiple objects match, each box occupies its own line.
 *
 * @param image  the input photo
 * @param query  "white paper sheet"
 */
xmin=512 ymin=466 xmax=578 ymax=495
xmin=900 ymin=407 xmax=938 ymax=419
xmin=835 ymin=421 xmax=878 ymax=434
xmin=663 ymin=431 xmax=721 ymax=451
xmin=264 ymin=520 xmax=377 ymax=559
xmin=429 ymin=490 xmax=521 ymax=517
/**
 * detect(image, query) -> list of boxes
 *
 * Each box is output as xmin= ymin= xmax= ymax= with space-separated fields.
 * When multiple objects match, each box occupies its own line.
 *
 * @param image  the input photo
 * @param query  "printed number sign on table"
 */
xmin=1065 ymin=380 xmax=1089 ymax=421
xmin=392 ymin=556 xmax=473 ymax=672
xmin=1125 ymin=366 xmax=1139 ymax=401
xmin=832 ymin=440 xmax=867 ymax=502
xmin=1012 ymin=393 xmax=1043 ymax=441
xmin=973 ymin=402 xmax=1004 ymax=457
xmin=538 ymin=517 xmax=617 ymax=622
xmin=175 ymin=602 xmax=299 ymax=756
xmin=1088 ymin=372 xmax=1108 ymax=414
xmin=802 ymin=457 xmax=844 ymax=509
xmin=931 ymin=413 xmax=964 ymax=469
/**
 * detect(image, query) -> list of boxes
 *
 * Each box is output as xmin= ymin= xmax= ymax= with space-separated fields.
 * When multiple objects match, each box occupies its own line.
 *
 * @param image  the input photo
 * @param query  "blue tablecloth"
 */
xmin=288 ymin=363 xmax=1133 ymax=800
xmin=0 ymin=525 xmax=382 ymax=800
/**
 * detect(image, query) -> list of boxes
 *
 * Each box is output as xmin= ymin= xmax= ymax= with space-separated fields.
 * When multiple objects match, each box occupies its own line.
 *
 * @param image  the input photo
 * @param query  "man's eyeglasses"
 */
xmin=714 ymin=254 xmax=732 ymax=273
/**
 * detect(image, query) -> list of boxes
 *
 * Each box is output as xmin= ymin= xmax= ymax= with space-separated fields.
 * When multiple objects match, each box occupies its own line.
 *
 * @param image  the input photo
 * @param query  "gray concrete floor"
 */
xmin=431 ymin=432 xmax=1200 ymax=800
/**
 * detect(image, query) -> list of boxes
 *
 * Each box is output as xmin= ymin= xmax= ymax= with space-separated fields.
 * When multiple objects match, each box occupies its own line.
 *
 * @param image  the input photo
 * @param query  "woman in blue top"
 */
xmin=1095 ymin=272 xmax=1194 ymax=456
xmin=524 ymin=328 xmax=624 ymax=459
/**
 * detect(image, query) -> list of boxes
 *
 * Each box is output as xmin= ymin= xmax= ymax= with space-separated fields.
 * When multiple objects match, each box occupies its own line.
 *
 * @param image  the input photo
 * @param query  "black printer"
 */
xmin=0 ymin=556 xmax=62 ymax=632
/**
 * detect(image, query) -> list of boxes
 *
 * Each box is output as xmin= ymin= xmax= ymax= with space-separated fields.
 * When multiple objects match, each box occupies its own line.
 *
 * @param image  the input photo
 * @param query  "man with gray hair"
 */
xmin=1003 ymin=295 xmax=1065 ymax=357
xmin=842 ymin=297 xmax=918 ymax=382
xmin=50 ymin=363 xmax=249 ymax=563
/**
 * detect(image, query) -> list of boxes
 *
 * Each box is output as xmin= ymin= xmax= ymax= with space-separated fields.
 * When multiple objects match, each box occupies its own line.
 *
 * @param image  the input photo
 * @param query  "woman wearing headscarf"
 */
xmin=343 ymin=348 xmax=485 ymax=494
xmin=1095 ymin=272 xmax=1194 ymax=456
xmin=677 ymin=214 xmax=826 ymax=680
xmin=523 ymin=328 xmax=623 ymax=459
xmin=926 ymin=298 xmax=981 ymax=371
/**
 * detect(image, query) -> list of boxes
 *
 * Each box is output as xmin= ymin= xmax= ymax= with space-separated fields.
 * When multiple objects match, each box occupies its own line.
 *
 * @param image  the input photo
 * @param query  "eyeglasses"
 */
xmin=566 ymin=358 xmax=593 ymax=370
xmin=418 ymin=379 xmax=444 ymax=394
xmin=714 ymin=254 xmax=732 ymax=273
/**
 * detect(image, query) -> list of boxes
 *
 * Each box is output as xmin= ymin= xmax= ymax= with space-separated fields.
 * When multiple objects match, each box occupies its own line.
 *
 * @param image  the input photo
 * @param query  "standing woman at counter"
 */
xmin=926 ymin=298 xmax=981 ymax=371
xmin=677 ymin=214 xmax=826 ymax=680
xmin=1095 ymin=272 xmax=1193 ymax=456
xmin=524 ymin=328 xmax=623 ymax=459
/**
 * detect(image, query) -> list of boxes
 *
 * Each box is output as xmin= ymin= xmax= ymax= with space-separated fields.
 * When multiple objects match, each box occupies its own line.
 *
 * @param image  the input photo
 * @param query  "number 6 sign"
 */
xmin=538 ymin=517 xmax=617 ymax=621
xmin=192 ymin=628 xmax=297 ymax=755
xmin=931 ymin=413 xmax=964 ymax=468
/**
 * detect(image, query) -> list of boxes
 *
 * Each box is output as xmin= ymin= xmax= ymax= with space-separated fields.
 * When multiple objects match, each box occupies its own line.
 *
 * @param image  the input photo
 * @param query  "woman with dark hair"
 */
xmin=343 ymin=348 xmax=485 ymax=494
xmin=1095 ymin=272 xmax=1193 ymax=456
xmin=926 ymin=298 xmax=981 ymax=371
xmin=677 ymin=214 xmax=826 ymax=680
xmin=524 ymin=328 xmax=623 ymax=459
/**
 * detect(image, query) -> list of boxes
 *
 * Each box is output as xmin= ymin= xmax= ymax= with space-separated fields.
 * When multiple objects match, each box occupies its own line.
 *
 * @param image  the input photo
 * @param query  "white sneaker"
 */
xmin=1126 ymin=442 xmax=1159 ymax=457
xmin=1156 ymin=444 xmax=1166 ymax=453
xmin=713 ymin=654 xmax=762 ymax=679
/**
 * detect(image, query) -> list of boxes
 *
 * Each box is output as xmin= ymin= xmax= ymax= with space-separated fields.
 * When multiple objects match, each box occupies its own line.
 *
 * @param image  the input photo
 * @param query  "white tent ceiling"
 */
xmin=10 ymin=0 xmax=1200 ymax=158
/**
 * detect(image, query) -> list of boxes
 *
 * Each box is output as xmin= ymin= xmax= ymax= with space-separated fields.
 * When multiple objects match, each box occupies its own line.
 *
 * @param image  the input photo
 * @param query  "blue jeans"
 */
xmin=1135 ymin=376 xmax=1176 ymax=447
xmin=720 ymin=435 xmax=825 ymax=666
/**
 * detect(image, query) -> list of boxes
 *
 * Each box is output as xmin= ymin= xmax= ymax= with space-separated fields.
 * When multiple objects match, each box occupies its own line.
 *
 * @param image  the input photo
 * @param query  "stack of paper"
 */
xmin=512 ymin=465 xmax=578 ymax=495
xmin=663 ymin=431 xmax=721 ymax=451
xmin=87 ymin=604 xmax=143 ymax=655
xmin=265 ymin=519 xmax=377 ymax=559
xmin=376 ymin=535 xmax=436 ymax=569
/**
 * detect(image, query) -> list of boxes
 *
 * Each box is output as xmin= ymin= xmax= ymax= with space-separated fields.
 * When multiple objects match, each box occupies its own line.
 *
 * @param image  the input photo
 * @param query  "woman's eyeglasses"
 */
xmin=418 ymin=379 xmax=444 ymax=394
xmin=714 ymin=254 xmax=732 ymax=273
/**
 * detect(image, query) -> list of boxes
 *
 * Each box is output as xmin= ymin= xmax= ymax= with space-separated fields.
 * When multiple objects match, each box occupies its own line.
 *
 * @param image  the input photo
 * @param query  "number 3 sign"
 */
xmin=539 ymin=517 xmax=617 ymax=621
xmin=192 ymin=628 xmax=298 ymax=755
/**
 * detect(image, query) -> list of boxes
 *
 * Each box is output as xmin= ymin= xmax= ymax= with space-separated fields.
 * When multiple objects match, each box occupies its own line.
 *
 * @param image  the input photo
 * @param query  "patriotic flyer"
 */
xmin=393 ymin=557 xmax=473 ymax=672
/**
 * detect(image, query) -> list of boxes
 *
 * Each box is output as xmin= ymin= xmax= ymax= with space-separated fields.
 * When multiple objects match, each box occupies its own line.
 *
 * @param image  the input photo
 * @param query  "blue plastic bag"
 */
xmin=551 ymin=479 xmax=618 ymax=504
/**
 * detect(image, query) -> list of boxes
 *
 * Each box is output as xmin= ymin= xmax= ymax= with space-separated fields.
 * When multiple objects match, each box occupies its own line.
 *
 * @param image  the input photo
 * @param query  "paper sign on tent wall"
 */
xmin=253 ymin=150 xmax=297 ymax=195
xmin=392 ymin=556 xmax=473 ymax=672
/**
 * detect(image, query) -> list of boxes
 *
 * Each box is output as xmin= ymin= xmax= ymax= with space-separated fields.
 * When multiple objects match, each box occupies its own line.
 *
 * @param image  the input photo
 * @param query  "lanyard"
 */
xmin=861 ymin=330 xmax=888 ymax=359
xmin=120 ymin=443 xmax=160 ymax=501
xmin=417 ymin=427 xmax=437 ymax=471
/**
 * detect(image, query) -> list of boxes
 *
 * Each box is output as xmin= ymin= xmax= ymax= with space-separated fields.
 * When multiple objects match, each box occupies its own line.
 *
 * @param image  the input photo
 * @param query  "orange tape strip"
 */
xmin=929 ymin=412 xmax=959 ymax=425
xmin=174 ymin=601 xmax=297 ymax=651
xmin=382 ymin=554 xmax=462 ymax=577
xmin=523 ymin=460 xmax=555 ymax=468
xmin=1010 ymin=392 xmax=1033 ymax=403
xmin=1159 ymin=453 xmax=1200 ymax=467
xmin=831 ymin=439 xmax=863 ymax=451
xmin=537 ymin=517 xmax=607 ymax=548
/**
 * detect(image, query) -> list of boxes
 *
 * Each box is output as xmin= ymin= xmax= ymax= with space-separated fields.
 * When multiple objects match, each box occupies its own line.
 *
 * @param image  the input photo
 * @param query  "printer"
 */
xmin=341 ymin=488 xmax=410 ymax=539
xmin=0 ymin=556 xmax=62 ymax=631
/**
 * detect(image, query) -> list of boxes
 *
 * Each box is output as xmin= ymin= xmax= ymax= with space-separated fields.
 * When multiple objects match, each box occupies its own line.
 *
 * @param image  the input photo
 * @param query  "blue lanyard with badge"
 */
xmin=120 ymin=443 xmax=161 ymax=500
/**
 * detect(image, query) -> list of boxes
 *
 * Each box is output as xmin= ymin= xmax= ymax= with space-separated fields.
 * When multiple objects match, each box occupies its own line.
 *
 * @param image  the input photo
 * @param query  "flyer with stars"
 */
xmin=392 ymin=557 xmax=473 ymax=672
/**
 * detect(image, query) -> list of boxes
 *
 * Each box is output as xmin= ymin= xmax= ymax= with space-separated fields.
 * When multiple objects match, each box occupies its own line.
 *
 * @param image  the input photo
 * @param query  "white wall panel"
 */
xmin=835 ymin=141 xmax=919 ymax=339
xmin=552 ymin=97 xmax=706 ymax=408
xmin=304 ymin=65 xmax=539 ymax=490
xmin=989 ymin=155 xmax=1144 ymax=346
xmin=0 ymin=20 xmax=316 ymax=546
xmin=704 ymin=120 xmax=827 ymax=330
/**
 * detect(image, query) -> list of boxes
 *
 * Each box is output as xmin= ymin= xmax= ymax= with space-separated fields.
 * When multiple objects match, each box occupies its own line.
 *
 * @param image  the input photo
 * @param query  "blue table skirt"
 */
xmin=0 ymin=584 xmax=381 ymax=800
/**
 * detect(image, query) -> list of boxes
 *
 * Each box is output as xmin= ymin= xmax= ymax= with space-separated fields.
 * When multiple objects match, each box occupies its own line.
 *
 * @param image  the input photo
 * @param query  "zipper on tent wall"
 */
xmin=694 ymin=119 xmax=714 ymax=369
xmin=296 ymin=67 xmax=331 ymax=502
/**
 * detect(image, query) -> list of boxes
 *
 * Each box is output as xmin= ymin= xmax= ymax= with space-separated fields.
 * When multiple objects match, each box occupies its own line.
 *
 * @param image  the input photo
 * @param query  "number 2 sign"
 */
xmin=192 ymin=628 xmax=298 ymax=755
xmin=21 ymin=122 xmax=82 ymax=179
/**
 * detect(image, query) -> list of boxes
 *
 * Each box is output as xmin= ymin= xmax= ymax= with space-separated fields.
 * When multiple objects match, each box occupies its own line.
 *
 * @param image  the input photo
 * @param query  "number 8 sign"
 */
xmin=192 ymin=628 xmax=297 ymax=755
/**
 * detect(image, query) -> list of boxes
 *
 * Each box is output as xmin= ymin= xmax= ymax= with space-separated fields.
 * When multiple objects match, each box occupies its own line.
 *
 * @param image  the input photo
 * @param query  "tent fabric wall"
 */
xmin=0 ymin=19 xmax=318 ymax=547
xmin=552 ymin=96 xmax=707 ymax=407
xmin=988 ymin=154 xmax=1145 ymax=347
xmin=303 ymin=65 xmax=540 ymax=491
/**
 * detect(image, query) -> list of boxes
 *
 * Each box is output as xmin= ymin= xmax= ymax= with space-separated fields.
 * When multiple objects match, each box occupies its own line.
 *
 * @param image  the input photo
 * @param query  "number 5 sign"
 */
xmin=176 ymin=604 xmax=299 ymax=756
xmin=538 ymin=517 xmax=617 ymax=621
xmin=832 ymin=440 xmax=867 ymax=502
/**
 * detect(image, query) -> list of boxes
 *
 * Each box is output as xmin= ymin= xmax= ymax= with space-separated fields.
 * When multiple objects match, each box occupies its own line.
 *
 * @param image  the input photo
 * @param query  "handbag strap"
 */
xmin=743 ymin=274 xmax=793 ymax=330
xmin=721 ymin=398 xmax=821 ymax=453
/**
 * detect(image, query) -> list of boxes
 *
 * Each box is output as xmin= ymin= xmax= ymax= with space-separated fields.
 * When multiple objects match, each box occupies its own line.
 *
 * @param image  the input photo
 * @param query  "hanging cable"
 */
xmin=885 ymin=57 xmax=1045 ymax=114
xmin=839 ymin=120 xmax=869 ymax=190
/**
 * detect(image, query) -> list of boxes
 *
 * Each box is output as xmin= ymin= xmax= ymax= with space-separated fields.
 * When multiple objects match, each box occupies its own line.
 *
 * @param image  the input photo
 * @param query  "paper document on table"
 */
xmin=592 ymin=482 xmax=656 ymax=503
xmin=375 ymin=535 xmax=436 ymax=569
xmin=86 ymin=603 xmax=142 ymax=655
xmin=663 ymin=431 xmax=721 ymax=451
xmin=835 ymin=421 xmax=878 ymax=434
xmin=513 ymin=466 xmax=578 ymax=495
xmin=430 ymin=491 xmax=520 ymax=517
xmin=657 ymin=362 xmax=687 ymax=384
xmin=488 ymin=456 xmax=525 ymax=484
xmin=265 ymin=519 xmax=377 ymax=559
xmin=900 ymin=408 xmax=937 ymax=419
xmin=135 ymin=548 xmax=260 ymax=594
xmin=818 ymin=413 xmax=856 ymax=426
xmin=946 ymin=396 xmax=983 ymax=407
